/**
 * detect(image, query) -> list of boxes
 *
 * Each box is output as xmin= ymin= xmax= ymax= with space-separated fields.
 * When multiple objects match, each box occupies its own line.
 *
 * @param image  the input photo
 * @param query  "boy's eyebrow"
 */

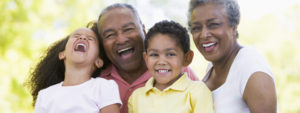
xmin=148 ymin=48 xmax=176 ymax=52
xmin=165 ymin=48 xmax=176 ymax=51
xmin=148 ymin=49 xmax=158 ymax=52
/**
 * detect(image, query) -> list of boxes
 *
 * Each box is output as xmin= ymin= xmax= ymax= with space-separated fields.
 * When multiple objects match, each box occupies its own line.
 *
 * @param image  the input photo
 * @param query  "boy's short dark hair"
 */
xmin=145 ymin=20 xmax=190 ymax=53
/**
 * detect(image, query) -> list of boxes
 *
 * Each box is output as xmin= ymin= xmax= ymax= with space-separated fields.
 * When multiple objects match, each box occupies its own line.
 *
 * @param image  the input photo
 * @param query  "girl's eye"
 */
xmin=88 ymin=37 xmax=95 ymax=41
xmin=74 ymin=34 xmax=81 ymax=38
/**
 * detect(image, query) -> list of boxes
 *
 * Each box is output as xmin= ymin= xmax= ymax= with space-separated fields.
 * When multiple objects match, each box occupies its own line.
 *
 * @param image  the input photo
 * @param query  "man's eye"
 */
xmin=124 ymin=28 xmax=134 ymax=32
xmin=105 ymin=33 xmax=116 ymax=39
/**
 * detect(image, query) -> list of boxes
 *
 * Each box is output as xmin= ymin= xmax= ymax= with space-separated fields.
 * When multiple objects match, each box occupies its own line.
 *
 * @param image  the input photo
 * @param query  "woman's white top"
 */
xmin=35 ymin=77 xmax=122 ymax=113
xmin=203 ymin=46 xmax=278 ymax=113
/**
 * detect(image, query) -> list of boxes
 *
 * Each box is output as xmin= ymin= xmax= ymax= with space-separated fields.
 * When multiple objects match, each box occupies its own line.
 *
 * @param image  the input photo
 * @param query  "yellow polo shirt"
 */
xmin=128 ymin=74 xmax=214 ymax=113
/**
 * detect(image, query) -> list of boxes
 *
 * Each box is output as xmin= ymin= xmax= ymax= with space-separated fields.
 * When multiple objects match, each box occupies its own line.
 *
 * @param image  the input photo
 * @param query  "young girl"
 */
xmin=28 ymin=22 xmax=121 ymax=113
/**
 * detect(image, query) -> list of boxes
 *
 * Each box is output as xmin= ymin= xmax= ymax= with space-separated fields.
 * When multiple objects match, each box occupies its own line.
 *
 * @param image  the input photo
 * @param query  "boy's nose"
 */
xmin=157 ymin=57 xmax=167 ymax=65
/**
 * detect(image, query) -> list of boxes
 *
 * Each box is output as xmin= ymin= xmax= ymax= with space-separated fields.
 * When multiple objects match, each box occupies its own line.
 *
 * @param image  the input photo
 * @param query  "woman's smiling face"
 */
xmin=190 ymin=3 xmax=237 ymax=63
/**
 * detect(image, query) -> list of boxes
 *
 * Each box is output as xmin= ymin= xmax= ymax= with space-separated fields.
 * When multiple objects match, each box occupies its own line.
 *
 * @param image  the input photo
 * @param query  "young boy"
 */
xmin=128 ymin=20 xmax=214 ymax=113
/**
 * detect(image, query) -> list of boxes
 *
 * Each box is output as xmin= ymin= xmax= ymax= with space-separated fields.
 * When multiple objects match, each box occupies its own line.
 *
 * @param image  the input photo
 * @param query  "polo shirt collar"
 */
xmin=101 ymin=65 xmax=151 ymax=86
xmin=144 ymin=73 xmax=190 ymax=94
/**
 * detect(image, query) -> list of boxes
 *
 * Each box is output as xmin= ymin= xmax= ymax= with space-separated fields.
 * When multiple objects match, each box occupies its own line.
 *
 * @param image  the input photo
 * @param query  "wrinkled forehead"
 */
xmin=191 ymin=3 xmax=227 ymax=22
xmin=99 ymin=7 xmax=140 ymax=26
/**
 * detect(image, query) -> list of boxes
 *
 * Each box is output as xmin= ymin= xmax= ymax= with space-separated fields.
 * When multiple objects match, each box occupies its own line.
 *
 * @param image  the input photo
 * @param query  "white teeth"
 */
xmin=118 ymin=47 xmax=132 ymax=53
xmin=203 ymin=43 xmax=215 ymax=48
xmin=76 ymin=43 xmax=87 ymax=51
xmin=158 ymin=70 xmax=169 ymax=73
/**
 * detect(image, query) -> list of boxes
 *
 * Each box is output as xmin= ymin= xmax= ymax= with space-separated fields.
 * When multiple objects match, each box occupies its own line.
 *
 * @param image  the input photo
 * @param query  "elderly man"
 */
xmin=97 ymin=3 xmax=199 ymax=113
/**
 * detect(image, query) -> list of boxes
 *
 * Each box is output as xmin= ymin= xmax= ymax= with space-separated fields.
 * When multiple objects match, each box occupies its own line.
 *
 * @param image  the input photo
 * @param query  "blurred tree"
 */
xmin=0 ymin=0 xmax=106 ymax=112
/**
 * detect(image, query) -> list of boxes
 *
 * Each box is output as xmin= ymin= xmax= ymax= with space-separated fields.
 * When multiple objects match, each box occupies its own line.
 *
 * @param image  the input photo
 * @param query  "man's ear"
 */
xmin=143 ymin=52 xmax=148 ymax=65
xmin=95 ymin=58 xmax=104 ymax=68
xmin=142 ymin=24 xmax=146 ymax=35
xmin=58 ymin=51 xmax=66 ymax=60
xmin=183 ymin=50 xmax=194 ymax=66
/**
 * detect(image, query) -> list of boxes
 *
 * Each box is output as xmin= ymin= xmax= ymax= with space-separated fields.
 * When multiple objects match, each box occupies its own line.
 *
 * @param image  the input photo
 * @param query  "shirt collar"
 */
xmin=144 ymin=73 xmax=190 ymax=94
xmin=101 ymin=64 xmax=113 ymax=77
xmin=100 ymin=65 xmax=151 ymax=86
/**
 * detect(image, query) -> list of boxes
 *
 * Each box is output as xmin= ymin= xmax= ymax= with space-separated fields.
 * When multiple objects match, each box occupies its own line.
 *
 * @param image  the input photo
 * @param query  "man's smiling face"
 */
xmin=98 ymin=7 xmax=146 ymax=73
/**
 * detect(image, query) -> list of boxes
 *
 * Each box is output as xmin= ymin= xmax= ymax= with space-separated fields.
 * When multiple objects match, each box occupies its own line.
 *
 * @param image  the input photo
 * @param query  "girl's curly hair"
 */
xmin=27 ymin=21 xmax=109 ymax=105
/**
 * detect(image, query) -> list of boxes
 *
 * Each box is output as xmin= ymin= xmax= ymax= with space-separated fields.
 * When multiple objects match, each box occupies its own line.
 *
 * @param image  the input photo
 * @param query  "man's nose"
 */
xmin=116 ymin=33 xmax=129 ymax=44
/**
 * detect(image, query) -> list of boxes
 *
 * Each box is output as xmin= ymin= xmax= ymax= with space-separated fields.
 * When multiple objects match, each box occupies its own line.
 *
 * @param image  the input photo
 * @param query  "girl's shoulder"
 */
xmin=91 ymin=77 xmax=119 ymax=90
xmin=37 ymin=81 xmax=63 ymax=97
xmin=93 ymin=77 xmax=117 ymax=85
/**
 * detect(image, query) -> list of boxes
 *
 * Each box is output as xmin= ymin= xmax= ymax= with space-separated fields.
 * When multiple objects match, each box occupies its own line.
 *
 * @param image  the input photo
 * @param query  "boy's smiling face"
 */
xmin=143 ymin=34 xmax=186 ymax=91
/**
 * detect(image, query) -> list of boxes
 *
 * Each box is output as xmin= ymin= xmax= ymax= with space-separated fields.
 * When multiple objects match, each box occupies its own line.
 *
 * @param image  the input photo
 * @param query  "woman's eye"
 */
xmin=191 ymin=26 xmax=202 ymax=33
xmin=208 ymin=23 xmax=221 ymax=28
xmin=149 ymin=53 xmax=158 ymax=57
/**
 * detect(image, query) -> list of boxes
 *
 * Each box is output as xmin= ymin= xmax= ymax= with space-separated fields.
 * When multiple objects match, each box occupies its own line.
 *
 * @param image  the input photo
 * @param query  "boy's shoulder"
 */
xmin=132 ymin=86 xmax=148 ymax=96
xmin=187 ymin=81 xmax=211 ymax=94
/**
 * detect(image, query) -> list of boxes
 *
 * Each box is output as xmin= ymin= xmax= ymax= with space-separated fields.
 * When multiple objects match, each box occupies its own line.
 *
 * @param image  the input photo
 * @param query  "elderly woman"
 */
xmin=188 ymin=0 xmax=278 ymax=113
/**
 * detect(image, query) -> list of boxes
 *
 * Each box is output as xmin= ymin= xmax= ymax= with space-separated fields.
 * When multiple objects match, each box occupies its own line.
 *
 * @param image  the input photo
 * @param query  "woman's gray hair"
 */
xmin=188 ymin=0 xmax=240 ymax=28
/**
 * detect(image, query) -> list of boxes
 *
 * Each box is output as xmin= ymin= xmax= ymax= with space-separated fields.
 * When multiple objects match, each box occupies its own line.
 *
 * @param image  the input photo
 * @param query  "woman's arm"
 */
xmin=100 ymin=104 xmax=120 ymax=113
xmin=243 ymin=72 xmax=277 ymax=113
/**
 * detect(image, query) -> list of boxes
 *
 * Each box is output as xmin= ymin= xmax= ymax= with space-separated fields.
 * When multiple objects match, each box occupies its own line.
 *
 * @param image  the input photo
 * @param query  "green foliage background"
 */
xmin=0 ymin=0 xmax=299 ymax=113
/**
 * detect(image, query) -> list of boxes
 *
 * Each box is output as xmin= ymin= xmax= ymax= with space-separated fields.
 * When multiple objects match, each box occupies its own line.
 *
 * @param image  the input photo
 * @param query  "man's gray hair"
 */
xmin=187 ymin=0 xmax=240 ymax=28
xmin=97 ymin=3 xmax=143 ymax=27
